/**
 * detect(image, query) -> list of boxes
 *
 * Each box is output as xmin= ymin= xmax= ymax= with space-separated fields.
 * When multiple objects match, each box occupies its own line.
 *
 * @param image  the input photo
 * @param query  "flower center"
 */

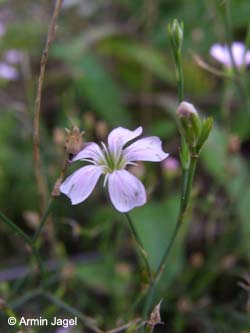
xmin=98 ymin=143 xmax=126 ymax=173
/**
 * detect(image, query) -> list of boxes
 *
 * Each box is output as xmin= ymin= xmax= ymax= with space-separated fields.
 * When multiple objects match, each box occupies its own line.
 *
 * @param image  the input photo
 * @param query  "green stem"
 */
xmin=125 ymin=213 xmax=153 ymax=283
xmin=9 ymin=289 xmax=43 ymax=309
xmin=176 ymin=52 xmax=184 ymax=102
xmin=161 ymin=156 xmax=196 ymax=279
xmin=32 ymin=198 xmax=54 ymax=243
xmin=43 ymin=292 xmax=102 ymax=333
xmin=32 ymin=246 xmax=46 ymax=281
xmin=142 ymin=214 xmax=181 ymax=319
xmin=126 ymin=291 xmax=146 ymax=319
xmin=0 ymin=203 xmax=52 ymax=282
xmin=224 ymin=0 xmax=250 ymax=121
xmin=181 ymin=155 xmax=197 ymax=213
xmin=0 ymin=211 xmax=32 ymax=245
xmin=224 ymin=0 xmax=238 ymax=75
xmin=180 ymin=166 xmax=189 ymax=212
xmin=141 ymin=40 xmax=188 ymax=320
xmin=142 ymin=155 xmax=198 ymax=319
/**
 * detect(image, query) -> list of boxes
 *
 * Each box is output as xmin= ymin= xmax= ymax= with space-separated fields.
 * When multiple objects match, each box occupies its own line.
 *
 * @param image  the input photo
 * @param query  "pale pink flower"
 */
xmin=4 ymin=50 xmax=24 ymax=64
xmin=162 ymin=157 xmax=179 ymax=172
xmin=210 ymin=42 xmax=250 ymax=68
xmin=0 ymin=62 xmax=18 ymax=80
xmin=60 ymin=127 xmax=169 ymax=212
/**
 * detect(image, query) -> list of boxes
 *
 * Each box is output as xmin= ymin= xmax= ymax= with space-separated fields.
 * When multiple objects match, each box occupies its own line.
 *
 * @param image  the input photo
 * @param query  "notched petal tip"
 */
xmin=107 ymin=126 xmax=143 ymax=153
xmin=124 ymin=136 xmax=169 ymax=162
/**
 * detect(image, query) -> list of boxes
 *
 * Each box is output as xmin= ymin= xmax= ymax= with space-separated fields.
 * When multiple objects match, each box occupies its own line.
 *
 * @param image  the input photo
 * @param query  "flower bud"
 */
xmin=177 ymin=101 xmax=200 ymax=150
xmin=177 ymin=101 xmax=213 ymax=156
xmin=167 ymin=19 xmax=184 ymax=55
xmin=177 ymin=101 xmax=198 ymax=118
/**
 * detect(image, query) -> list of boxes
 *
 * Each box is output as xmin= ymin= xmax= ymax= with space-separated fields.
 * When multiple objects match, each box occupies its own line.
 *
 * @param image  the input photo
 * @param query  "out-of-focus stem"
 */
xmin=32 ymin=198 xmax=54 ymax=243
xmin=0 ymin=199 xmax=55 ymax=281
xmin=43 ymin=292 xmax=103 ymax=333
xmin=0 ymin=211 xmax=46 ymax=280
xmin=33 ymin=0 xmax=63 ymax=214
xmin=0 ymin=211 xmax=32 ymax=245
xmin=224 ymin=0 xmax=250 ymax=121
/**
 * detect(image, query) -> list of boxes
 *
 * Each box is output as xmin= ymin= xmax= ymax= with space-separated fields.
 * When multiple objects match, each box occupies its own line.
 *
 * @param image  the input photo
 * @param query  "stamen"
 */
xmin=101 ymin=141 xmax=114 ymax=170
xmin=103 ymin=173 xmax=109 ymax=187
xmin=101 ymin=142 xmax=109 ymax=157
xmin=114 ymin=144 xmax=123 ymax=165
xmin=79 ymin=158 xmax=96 ymax=164
xmin=126 ymin=162 xmax=138 ymax=167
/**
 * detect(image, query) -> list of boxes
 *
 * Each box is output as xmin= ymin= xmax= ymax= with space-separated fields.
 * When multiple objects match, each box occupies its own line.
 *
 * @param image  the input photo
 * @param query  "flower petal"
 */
xmin=108 ymin=126 xmax=143 ymax=155
xmin=72 ymin=142 xmax=105 ymax=164
xmin=245 ymin=50 xmax=250 ymax=65
xmin=123 ymin=136 xmax=169 ymax=162
xmin=108 ymin=170 xmax=146 ymax=212
xmin=231 ymin=42 xmax=246 ymax=67
xmin=210 ymin=44 xmax=231 ymax=67
xmin=0 ymin=62 xmax=18 ymax=80
xmin=60 ymin=165 xmax=103 ymax=205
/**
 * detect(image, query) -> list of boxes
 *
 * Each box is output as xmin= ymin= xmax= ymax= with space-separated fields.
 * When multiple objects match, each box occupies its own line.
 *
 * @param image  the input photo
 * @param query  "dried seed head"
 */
xmin=64 ymin=126 xmax=85 ymax=159
xmin=148 ymin=299 xmax=164 ymax=328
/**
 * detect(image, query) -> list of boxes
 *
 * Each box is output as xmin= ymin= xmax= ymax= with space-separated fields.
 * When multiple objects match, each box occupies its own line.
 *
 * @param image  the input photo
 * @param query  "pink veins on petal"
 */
xmin=60 ymin=126 xmax=169 ymax=212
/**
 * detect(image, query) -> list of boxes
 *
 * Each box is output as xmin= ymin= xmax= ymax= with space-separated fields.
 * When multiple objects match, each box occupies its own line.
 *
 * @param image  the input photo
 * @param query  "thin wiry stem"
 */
xmin=0 ymin=3 xmax=63 ymax=283
xmin=0 ymin=211 xmax=46 ymax=280
xmin=33 ymin=0 xmax=63 ymax=213
xmin=193 ymin=53 xmax=233 ymax=79
xmin=0 ymin=211 xmax=32 ymax=245
xmin=125 ymin=213 xmax=153 ymax=283
xmin=142 ymin=156 xmax=197 ymax=319
xmin=43 ymin=292 xmax=103 ymax=333
xmin=224 ymin=0 xmax=250 ymax=120
xmin=141 ymin=30 xmax=200 ymax=319
xmin=176 ymin=51 xmax=184 ymax=102
xmin=51 ymin=156 xmax=69 ymax=196
xmin=104 ymin=319 xmax=145 ymax=333
xmin=32 ymin=198 xmax=54 ymax=243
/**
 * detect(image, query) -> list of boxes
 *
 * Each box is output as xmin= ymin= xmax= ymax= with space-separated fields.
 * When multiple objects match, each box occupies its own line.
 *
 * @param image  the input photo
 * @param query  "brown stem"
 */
xmin=51 ymin=156 xmax=69 ymax=196
xmin=33 ymin=0 xmax=63 ymax=213
xmin=104 ymin=319 xmax=145 ymax=333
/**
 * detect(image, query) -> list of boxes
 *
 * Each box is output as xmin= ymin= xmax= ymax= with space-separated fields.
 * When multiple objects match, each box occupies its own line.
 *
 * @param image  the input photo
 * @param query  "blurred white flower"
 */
xmin=0 ymin=62 xmax=18 ymax=80
xmin=210 ymin=42 xmax=250 ymax=68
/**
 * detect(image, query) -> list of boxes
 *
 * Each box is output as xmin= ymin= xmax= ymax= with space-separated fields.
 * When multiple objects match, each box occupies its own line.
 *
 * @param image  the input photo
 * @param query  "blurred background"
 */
xmin=0 ymin=0 xmax=250 ymax=332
